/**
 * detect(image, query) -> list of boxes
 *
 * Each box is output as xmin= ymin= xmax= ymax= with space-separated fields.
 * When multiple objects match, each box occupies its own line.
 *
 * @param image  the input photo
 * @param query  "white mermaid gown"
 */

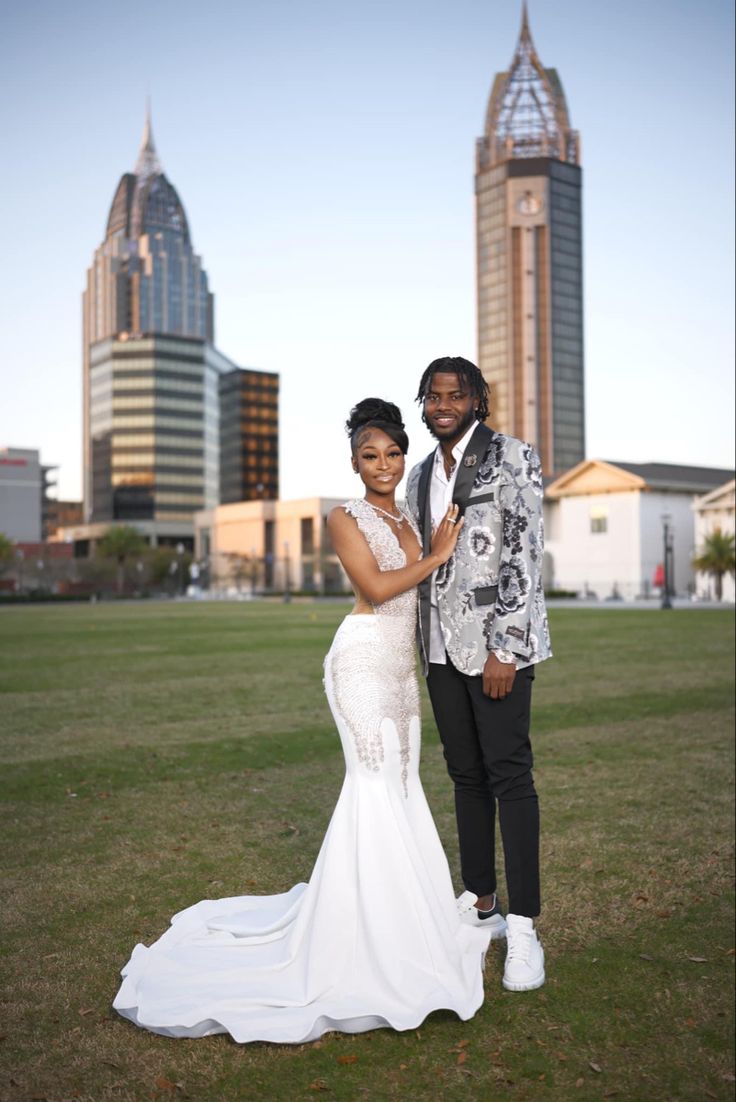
xmin=113 ymin=499 xmax=491 ymax=1044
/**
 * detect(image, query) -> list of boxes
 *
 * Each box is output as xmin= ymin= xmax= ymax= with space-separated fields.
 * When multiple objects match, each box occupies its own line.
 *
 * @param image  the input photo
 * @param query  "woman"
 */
xmin=113 ymin=398 xmax=491 ymax=1044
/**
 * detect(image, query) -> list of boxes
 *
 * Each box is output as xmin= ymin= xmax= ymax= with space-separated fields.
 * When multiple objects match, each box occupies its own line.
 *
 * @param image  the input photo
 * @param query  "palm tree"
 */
xmin=692 ymin=528 xmax=736 ymax=602
xmin=97 ymin=526 xmax=146 ymax=596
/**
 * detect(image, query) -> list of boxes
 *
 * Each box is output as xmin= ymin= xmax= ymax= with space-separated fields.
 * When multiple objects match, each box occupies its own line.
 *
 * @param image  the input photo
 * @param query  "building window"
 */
xmin=590 ymin=507 xmax=608 ymax=534
xmin=301 ymin=517 xmax=314 ymax=556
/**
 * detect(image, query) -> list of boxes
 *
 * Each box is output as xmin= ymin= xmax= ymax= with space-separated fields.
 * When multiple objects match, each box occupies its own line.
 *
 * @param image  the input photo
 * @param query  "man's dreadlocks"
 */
xmin=415 ymin=356 xmax=490 ymax=424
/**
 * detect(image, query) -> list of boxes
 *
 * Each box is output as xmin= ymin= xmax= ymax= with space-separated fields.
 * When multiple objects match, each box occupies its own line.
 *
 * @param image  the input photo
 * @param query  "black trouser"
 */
xmin=426 ymin=657 xmax=540 ymax=918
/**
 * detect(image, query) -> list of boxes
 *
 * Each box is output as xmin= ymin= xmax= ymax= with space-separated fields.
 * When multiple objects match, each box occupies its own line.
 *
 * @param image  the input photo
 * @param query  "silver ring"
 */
xmin=447 ymin=517 xmax=456 ymax=524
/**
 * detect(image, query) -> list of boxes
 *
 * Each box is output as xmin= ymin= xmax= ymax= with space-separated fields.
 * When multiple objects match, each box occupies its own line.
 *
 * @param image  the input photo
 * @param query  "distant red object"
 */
xmin=15 ymin=542 xmax=73 ymax=559
xmin=653 ymin=564 xmax=665 ymax=587
xmin=57 ymin=579 xmax=96 ymax=596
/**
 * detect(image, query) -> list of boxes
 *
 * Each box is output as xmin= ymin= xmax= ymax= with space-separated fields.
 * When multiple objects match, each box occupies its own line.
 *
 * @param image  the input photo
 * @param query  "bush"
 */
xmin=0 ymin=592 xmax=91 ymax=605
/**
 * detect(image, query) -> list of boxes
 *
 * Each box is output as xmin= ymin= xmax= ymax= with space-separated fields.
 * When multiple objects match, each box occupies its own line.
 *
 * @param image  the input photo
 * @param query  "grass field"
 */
xmin=0 ymin=601 xmax=734 ymax=1102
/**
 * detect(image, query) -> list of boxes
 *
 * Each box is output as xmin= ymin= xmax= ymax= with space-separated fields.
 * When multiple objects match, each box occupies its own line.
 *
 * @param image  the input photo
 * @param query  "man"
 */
xmin=405 ymin=356 xmax=551 ymax=992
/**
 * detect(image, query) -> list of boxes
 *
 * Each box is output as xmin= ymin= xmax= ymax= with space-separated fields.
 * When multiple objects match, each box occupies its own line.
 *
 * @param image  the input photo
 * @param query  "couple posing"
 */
xmin=113 ymin=356 xmax=552 ymax=1044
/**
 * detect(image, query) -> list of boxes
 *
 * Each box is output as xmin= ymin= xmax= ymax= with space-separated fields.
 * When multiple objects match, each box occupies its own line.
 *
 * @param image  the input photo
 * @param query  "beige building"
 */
xmin=195 ymin=498 xmax=349 ymax=594
xmin=692 ymin=480 xmax=735 ymax=602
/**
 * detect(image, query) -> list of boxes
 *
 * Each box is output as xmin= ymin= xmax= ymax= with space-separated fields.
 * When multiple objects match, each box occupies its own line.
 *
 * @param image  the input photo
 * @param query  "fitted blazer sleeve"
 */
xmin=487 ymin=439 xmax=546 ymax=660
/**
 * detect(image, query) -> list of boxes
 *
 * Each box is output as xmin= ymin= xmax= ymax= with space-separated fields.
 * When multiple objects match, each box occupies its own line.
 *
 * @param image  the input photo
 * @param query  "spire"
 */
xmin=134 ymin=99 xmax=162 ymax=179
xmin=481 ymin=3 xmax=579 ymax=167
xmin=520 ymin=1 xmax=531 ymax=42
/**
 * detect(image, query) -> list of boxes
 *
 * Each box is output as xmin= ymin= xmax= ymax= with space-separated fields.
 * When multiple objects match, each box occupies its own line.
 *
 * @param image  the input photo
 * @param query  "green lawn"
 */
xmin=0 ymin=602 xmax=734 ymax=1102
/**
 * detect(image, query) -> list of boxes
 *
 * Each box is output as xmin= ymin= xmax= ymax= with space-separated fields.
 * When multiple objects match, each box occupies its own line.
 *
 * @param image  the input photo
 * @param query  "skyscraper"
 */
xmin=475 ymin=6 xmax=584 ymax=476
xmin=219 ymin=369 xmax=279 ymax=504
xmin=82 ymin=109 xmax=278 ymax=537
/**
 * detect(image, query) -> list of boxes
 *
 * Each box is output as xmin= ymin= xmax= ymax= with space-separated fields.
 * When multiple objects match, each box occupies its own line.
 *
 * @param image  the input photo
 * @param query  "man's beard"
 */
xmin=424 ymin=405 xmax=478 ymax=442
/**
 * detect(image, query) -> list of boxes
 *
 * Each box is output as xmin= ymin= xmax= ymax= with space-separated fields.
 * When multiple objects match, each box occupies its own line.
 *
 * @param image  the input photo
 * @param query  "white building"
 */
xmin=0 ymin=447 xmax=42 ymax=542
xmin=692 ymin=479 xmax=735 ymax=602
xmin=544 ymin=460 xmax=733 ymax=600
xmin=195 ymin=497 xmax=348 ymax=594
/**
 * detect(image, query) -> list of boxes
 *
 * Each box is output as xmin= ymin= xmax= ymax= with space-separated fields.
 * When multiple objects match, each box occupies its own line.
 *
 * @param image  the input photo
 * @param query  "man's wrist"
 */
xmin=490 ymin=647 xmax=517 ymax=667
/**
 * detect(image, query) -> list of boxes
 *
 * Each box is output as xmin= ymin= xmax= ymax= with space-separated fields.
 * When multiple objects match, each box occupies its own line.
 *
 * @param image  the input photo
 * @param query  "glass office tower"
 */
xmin=476 ymin=7 xmax=584 ymax=475
xmin=82 ymin=109 xmax=260 ymax=527
xmin=86 ymin=334 xmax=229 ymax=524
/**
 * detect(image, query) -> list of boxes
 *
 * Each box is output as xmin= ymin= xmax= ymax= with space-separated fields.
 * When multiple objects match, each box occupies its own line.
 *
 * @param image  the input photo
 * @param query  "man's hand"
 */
xmin=482 ymin=652 xmax=517 ymax=699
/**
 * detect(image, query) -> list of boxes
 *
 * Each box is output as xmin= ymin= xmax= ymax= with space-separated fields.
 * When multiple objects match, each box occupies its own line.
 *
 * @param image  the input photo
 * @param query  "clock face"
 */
xmin=517 ymin=193 xmax=543 ymax=216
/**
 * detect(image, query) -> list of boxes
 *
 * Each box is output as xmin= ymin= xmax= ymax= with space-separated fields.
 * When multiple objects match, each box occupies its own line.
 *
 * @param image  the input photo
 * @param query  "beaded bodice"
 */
xmin=327 ymin=499 xmax=423 ymax=796
xmin=342 ymin=499 xmax=421 ymax=626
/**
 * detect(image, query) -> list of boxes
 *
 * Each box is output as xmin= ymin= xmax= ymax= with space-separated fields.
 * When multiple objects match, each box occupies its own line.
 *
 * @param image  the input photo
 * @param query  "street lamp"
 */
xmin=660 ymin=514 xmax=673 ymax=610
xmin=15 ymin=548 xmax=24 ymax=595
xmin=176 ymin=542 xmax=185 ymax=596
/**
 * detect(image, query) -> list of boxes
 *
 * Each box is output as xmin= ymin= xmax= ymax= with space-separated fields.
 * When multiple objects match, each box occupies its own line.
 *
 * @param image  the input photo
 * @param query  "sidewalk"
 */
xmin=546 ymin=597 xmax=734 ymax=611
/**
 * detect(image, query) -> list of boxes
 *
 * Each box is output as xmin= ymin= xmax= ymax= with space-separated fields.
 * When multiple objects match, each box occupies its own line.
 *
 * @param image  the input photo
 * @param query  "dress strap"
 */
xmin=342 ymin=500 xmax=406 ymax=572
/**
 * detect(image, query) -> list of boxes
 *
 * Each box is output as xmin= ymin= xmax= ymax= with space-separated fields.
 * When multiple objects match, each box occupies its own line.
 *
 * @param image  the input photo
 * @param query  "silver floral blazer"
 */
xmin=405 ymin=423 xmax=552 ymax=677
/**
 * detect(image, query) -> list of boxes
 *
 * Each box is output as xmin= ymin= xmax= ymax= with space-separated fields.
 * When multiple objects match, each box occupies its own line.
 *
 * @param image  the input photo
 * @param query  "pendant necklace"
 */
xmin=367 ymin=500 xmax=405 ymax=527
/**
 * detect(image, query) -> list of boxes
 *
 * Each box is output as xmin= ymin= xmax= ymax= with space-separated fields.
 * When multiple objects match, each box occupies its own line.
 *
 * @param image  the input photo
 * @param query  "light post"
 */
xmin=283 ymin=540 xmax=291 ymax=603
xmin=660 ymin=514 xmax=673 ymax=610
xmin=15 ymin=548 xmax=24 ymax=595
xmin=176 ymin=542 xmax=185 ymax=596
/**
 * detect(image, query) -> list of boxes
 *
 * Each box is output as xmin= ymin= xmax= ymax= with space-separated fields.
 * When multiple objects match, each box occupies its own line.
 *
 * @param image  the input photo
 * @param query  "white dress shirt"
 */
xmin=428 ymin=423 xmax=519 ymax=669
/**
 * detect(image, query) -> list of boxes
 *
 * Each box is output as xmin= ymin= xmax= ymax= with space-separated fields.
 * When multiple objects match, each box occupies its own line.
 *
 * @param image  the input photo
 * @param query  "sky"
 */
xmin=1 ymin=0 xmax=734 ymax=503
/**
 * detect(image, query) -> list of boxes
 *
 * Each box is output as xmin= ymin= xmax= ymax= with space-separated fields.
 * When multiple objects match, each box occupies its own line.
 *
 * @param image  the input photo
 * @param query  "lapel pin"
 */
xmin=463 ymin=455 xmax=477 ymax=467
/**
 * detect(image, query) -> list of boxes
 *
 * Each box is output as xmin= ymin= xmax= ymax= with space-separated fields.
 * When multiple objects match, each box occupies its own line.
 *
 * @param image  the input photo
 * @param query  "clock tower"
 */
xmin=475 ymin=5 xmax=584 ymax=475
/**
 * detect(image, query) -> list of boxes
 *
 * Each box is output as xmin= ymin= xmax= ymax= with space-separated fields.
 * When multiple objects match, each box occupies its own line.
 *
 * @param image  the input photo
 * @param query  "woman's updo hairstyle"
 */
xmin=345 ymin=398 xmax=409 ymax=455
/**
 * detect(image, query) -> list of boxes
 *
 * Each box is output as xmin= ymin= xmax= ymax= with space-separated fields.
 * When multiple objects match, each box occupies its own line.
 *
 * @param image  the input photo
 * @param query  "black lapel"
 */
xmin=417 ymin=451 xmax=434 ymax=555
xmin=452 ymin=422 xmax=494 ymax=516
xmin=416 ymin=451 xmax=434 ymax=670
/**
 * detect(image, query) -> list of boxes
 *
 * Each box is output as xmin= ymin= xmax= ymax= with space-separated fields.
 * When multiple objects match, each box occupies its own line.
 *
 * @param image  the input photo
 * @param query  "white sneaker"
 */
xmin=456 ymin=891 xmax=507 ymax=939
xmin=502 ymin=914 xmax=545 ymax=991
